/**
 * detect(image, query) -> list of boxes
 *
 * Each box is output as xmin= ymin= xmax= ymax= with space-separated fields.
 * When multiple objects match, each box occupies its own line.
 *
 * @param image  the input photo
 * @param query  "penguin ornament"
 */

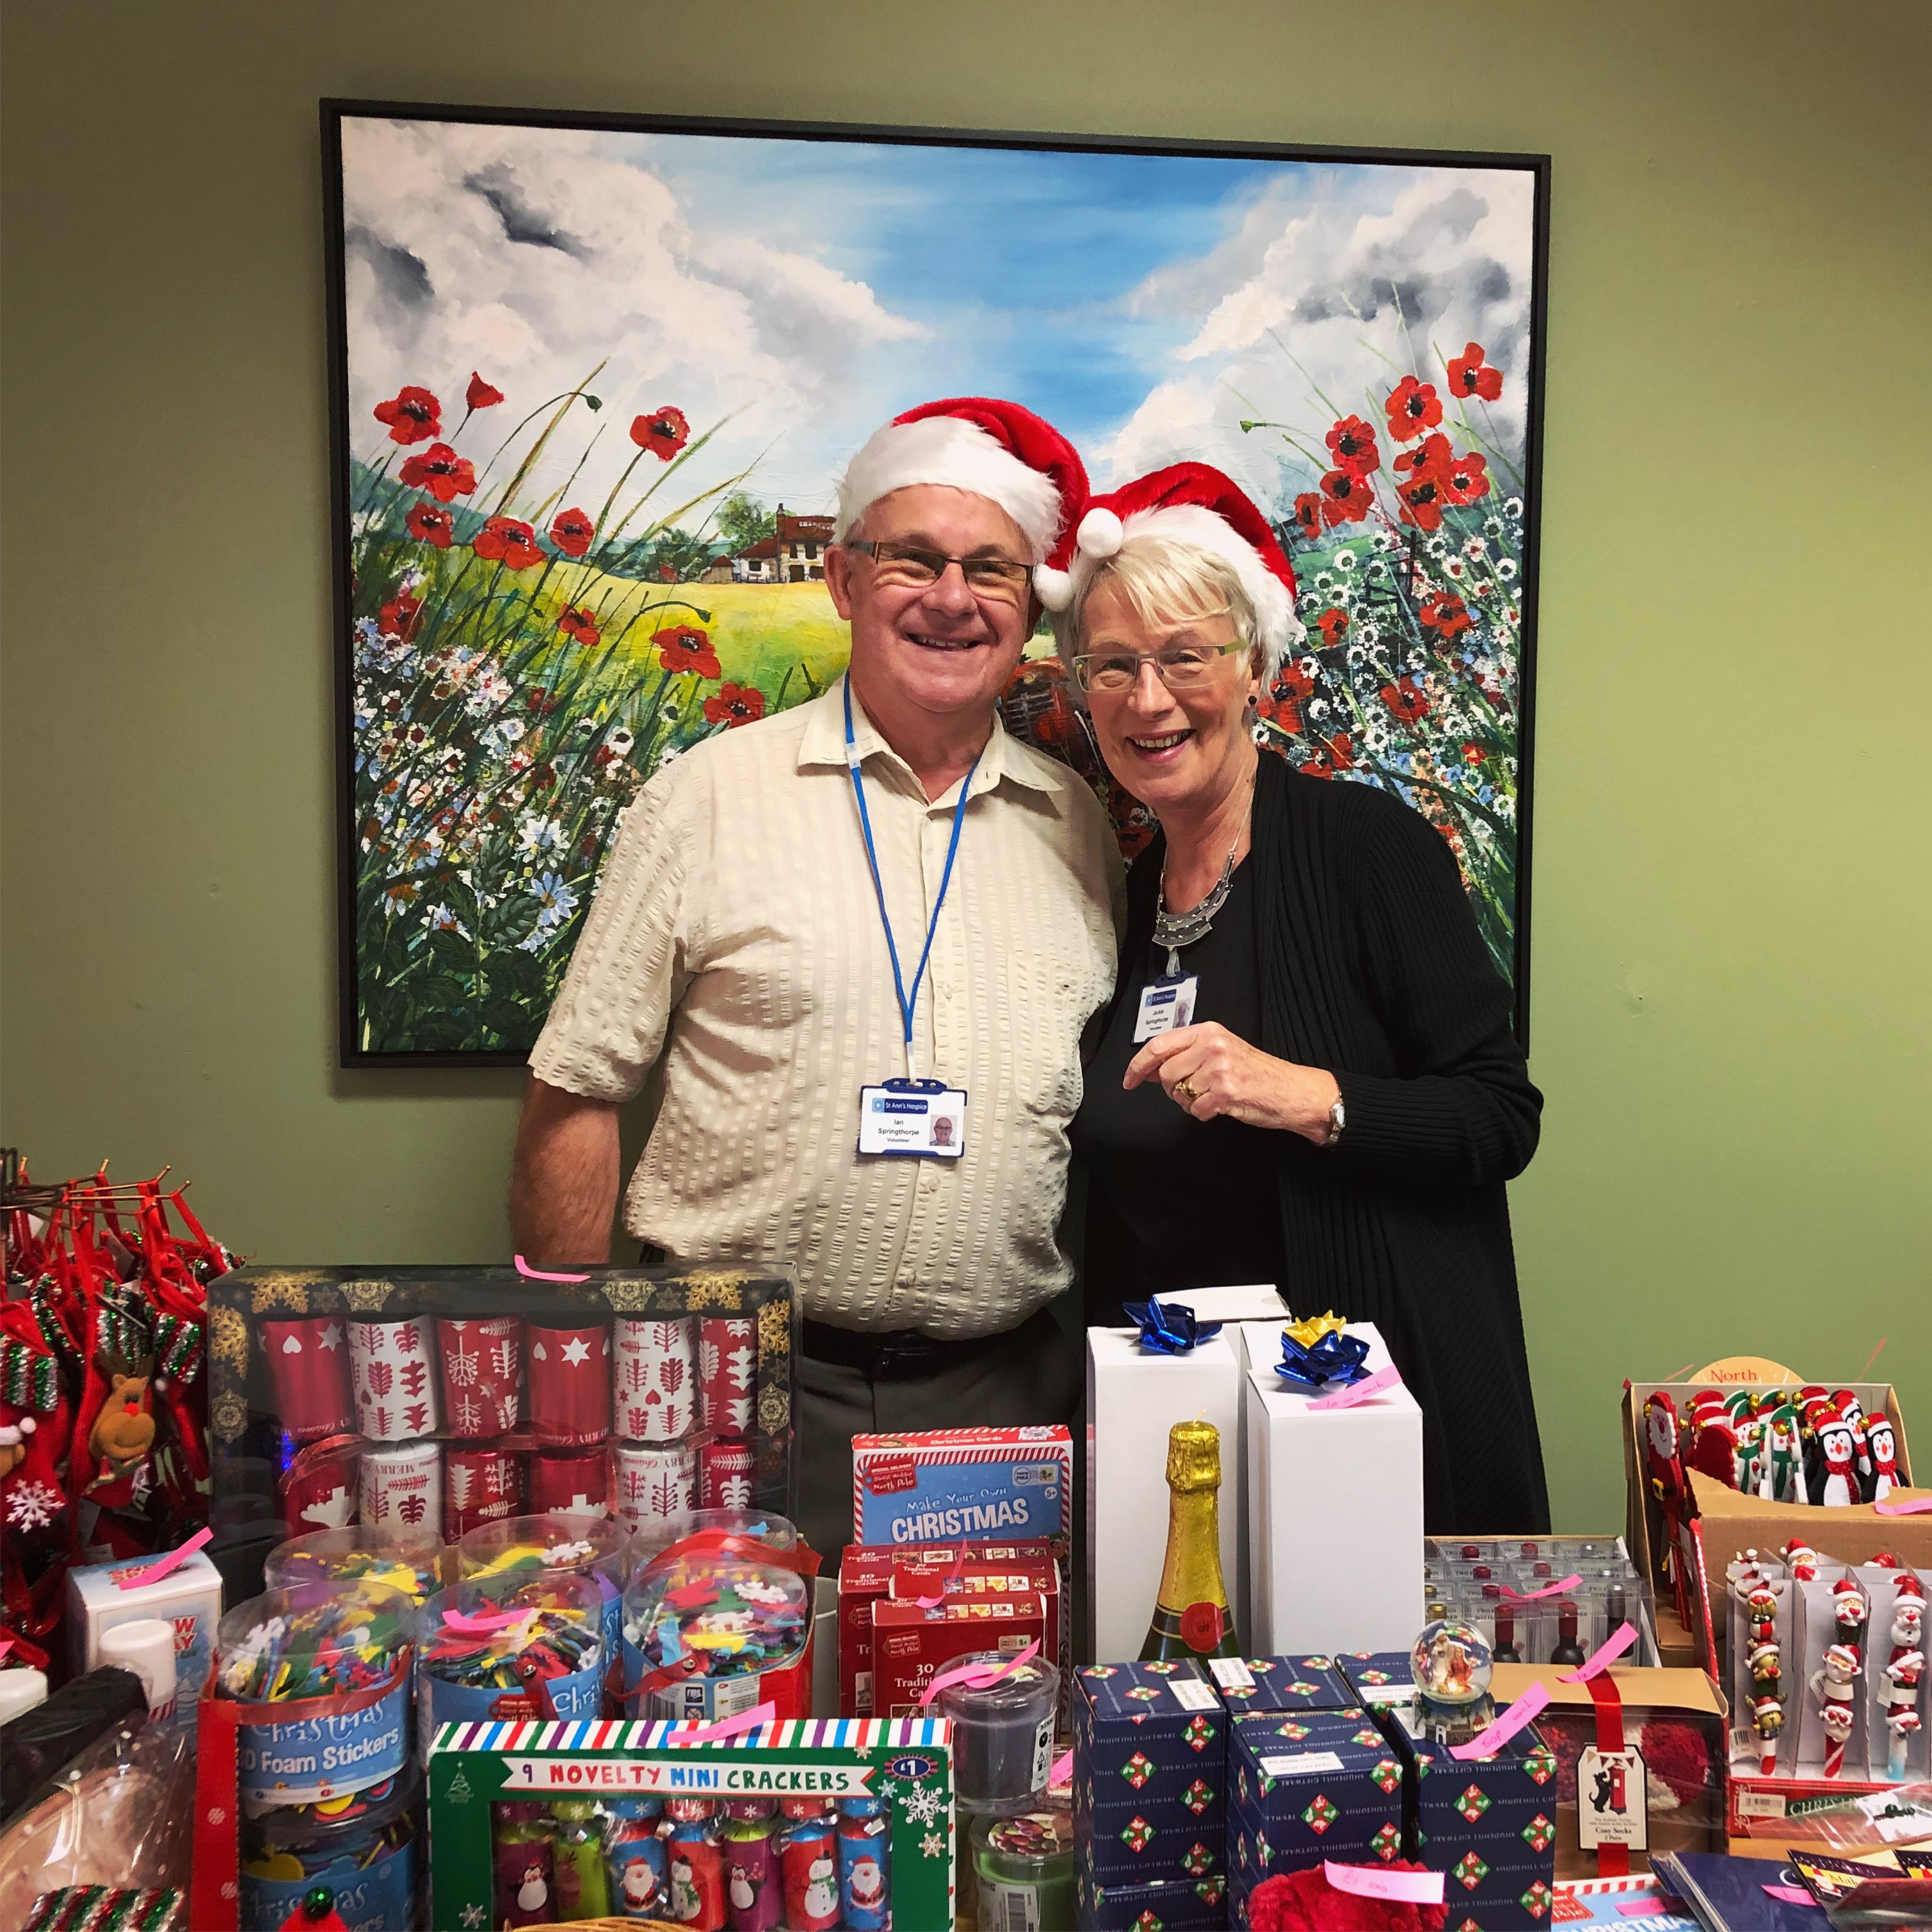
xmin=1815 ymin=1408 xmax=1859 ymax=1508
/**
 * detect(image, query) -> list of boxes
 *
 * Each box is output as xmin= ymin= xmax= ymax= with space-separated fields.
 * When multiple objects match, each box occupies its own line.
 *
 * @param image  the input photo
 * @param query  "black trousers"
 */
xmin=793 ymin=1307 xmax=1081 ymax=1568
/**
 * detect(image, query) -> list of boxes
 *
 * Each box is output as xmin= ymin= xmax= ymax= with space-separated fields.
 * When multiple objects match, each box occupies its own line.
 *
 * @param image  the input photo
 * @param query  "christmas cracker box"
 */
xmin=426 ymin=1714 xmax=955 ymax=1932
xmin=1077 ymin=1871 xmax=1230 ymax=1931
xmin=850 ymin=1424 xmax=1071 ymax=1547
xmin=871 ymin=1591 xmax=1049 ymax=1718
xmin=1208 ymin=1654 xmax=1355 ymax=1719
xmin=65 ymin=1545 xmax=223 ymax=1706
xmin=1074 ymin=1661 xmax=1227 ymax=1903
xmin=836 ymin=1538 xmax=1056 ymax=1717
xmin=1227 ymin=1713 xmax=1408 ymax=1924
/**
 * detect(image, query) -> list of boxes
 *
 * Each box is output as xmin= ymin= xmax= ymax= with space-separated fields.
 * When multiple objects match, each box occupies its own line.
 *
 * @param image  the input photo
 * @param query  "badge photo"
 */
xmin=857 ymin=1079 xmax=968 ymax=1159
xmin=1132 ymin=973 xmax=1199 ymax=1044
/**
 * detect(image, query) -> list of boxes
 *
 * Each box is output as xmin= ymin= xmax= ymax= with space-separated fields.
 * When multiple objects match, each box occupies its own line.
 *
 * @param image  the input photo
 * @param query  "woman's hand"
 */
xmin=1123 ymin=1022 xmax=1342 ymax=1143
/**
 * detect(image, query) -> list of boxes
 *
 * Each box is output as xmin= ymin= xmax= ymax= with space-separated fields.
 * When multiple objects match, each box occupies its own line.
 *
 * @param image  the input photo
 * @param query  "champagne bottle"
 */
xmin=1140 ymin=1419 xmax=1241 ymax=1662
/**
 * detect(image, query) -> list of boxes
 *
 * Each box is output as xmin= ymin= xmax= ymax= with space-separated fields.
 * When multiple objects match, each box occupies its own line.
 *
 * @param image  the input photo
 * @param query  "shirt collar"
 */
xmin=797 ymin=673 xmax=1064 ymax=801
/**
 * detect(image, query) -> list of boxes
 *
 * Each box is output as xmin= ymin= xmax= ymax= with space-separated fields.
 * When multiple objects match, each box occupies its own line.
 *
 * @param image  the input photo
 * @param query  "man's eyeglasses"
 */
xmin=1070 ymin=640 xmax=1252 ymax=693
xmin=844 ymin=540 xmax=1033 ymax=603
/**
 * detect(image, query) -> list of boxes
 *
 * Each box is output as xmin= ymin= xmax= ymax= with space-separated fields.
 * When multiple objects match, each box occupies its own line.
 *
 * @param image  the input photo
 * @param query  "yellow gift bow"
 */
xmin=1284 ymin=1310 xmax=1348 ymax=1348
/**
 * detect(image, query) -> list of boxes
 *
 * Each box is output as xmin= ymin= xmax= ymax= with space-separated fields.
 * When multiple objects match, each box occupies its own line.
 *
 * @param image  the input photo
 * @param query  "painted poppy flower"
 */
xmin=1441 ymin=448 xmax=1491 ymax=506
xmin=378 ymin=591 xmax=423 ymax=640
xmin=1255 ymin=688 xmax=1302 ymax=730
xmin=557 ymin=605 xmax=601 ymax=647
xmin=1324 ymin=415 xmax=1381 ymax=477
xmin=1463 ymin=741 xmax=1486 ymax=764
xmin=1381 ymin=676 xmax=1431 ymax=724
xmin=549 ymin=507 xmax=595 ymax=558
xmin=631 ymin=405 xmax=691 ymax=460
xmin=373 ymin=385 xmax=441 ymax=445
xmin=398 ymin=442 xmax=478 ymax=503
xmin=1446 ymin=342 xmax=1503 ymax=402
xmin=1291 ymin=493 xmax=1324 ymax=542
xmin=1276 ymin=661 xmax=1317 ymax=702
xmin=1318 ymin=469 xmax=1374 ymax=527
xmin=704 ymin=682 xmax=766 ymax=728
xmin=1313 ymin=607 xmax=1349 ymax=648
xmin=654 ymin=622 xmax=722 ymax=679
xmin=1419 ymin=592 xmax=1473 ymax=641
xmin=1385 ymin=375 xmax=1442 ymax=442
xmin=1396 ymin=474 xmax=1446 ymax=531
xmin=526 ymin=688 xmax=558 ymax=714
xmin=1299 ymin=732 xmax=1355 ymax=778
xmin=407 ymin=503 xmax=455 ymax=548
xmin=1394 ymin=432 xmax=1451 ymax=482
xmin=472 ymin=515 xmax=543 ymax=571
xmin=465 ymin=371 xmax=504 ymax=410
xmin=659 ymin=563 xmax=677 ymax=583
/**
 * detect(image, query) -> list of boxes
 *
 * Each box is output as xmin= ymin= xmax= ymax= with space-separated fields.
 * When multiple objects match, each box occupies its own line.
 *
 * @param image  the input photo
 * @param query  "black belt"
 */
xmin=803 ymin=1309 xmax=1053 ymax=1380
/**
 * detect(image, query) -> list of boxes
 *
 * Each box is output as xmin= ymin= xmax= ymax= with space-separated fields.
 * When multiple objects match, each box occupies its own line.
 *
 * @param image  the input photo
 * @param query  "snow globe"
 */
xmin=1412 ymin=1615 xmax=1496 ymax=1746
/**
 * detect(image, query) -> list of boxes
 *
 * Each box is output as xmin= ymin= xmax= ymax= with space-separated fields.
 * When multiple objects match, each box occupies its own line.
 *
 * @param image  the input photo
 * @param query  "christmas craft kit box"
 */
xmin=1074 ymin=1659 xmax=1229 ymax=1913
xmin=205 ymin=1265 xmax=799 ymax=1587
xmin=849 ymin=1424 xmax=1072 ymax=1547
xmin=426 ymin=1713 xmax=956 ymax=1931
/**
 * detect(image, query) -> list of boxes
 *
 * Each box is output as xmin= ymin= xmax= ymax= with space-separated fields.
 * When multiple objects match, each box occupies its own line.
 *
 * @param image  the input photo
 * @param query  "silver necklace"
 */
xmin=1154 ymin=805 xmax=1249 ymax=975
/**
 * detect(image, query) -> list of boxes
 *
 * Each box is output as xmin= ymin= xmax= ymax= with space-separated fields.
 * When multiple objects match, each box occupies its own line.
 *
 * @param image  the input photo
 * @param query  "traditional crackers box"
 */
xmin=1074 ymin=1660 xmax=1227 ymax=1902
xmin=426 ymin=1714 xmax=954 ymax=1932
xmin=871 ymin=1592 xmax=1047 ymax=1718
xmin=850 ymin=1425 xmax=1070 ymax=1547
xmin=1207 ymin=1654 xmax=1355 ymax=1719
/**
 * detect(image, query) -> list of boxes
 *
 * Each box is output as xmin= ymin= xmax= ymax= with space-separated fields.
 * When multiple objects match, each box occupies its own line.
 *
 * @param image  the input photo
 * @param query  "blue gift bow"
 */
xmin=1275 ymin=1328 xmax=1372 ymax=1388
xmin=1123 ymin=1296 xmax=1224 ymax=1355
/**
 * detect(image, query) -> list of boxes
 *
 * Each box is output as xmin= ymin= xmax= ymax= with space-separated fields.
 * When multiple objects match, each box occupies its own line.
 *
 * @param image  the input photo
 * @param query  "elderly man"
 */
xmin=511 ymin=398 xmax=1123 ymax=1560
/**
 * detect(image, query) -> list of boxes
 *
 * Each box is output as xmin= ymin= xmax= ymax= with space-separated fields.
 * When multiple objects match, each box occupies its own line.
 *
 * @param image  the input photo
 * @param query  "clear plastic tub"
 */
xmin=263 ymin=1525 xmax=444 ymax=1603
xmin=933 ymin=1650 xmax=1059 ymax=1812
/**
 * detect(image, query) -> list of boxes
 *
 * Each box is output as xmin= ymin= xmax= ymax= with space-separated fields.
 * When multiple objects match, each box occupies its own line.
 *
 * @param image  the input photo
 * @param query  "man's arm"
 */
xmin=509 ymin=1077 xmax=623 ymax=1265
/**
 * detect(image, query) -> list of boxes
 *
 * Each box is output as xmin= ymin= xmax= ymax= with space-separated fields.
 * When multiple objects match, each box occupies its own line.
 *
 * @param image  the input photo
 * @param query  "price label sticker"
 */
xmin=1209 ymin=1659 xmax=1255 ymax=1691
xmin=1167 ymin=1678 xmax=1219 ymax=1712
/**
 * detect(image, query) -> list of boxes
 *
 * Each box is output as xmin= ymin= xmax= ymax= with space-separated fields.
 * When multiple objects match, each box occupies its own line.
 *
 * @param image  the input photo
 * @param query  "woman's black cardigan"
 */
xmin=1109 ymin=750 xmax=1550 ymax=1534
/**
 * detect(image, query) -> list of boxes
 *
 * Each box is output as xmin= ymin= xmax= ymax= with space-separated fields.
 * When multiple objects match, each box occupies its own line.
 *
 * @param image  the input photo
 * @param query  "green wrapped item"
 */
xmin=549 ymin=1799 xmax=613 ymax=1920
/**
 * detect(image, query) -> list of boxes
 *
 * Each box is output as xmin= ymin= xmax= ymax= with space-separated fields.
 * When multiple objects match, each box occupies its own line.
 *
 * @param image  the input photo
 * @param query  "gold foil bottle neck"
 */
xmin=1165 ymin=1420 xmax=1222 ymax=1492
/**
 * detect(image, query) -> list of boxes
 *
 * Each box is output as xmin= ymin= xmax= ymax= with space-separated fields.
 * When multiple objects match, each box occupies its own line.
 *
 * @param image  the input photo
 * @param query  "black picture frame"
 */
xmin=326 ymin=100 xmax=1549 ymax=1067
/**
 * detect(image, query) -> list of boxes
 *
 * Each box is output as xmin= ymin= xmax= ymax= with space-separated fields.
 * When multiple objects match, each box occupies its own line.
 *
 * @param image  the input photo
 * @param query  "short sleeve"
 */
xmin=527 ymin=768 xmax=694 ymax=1102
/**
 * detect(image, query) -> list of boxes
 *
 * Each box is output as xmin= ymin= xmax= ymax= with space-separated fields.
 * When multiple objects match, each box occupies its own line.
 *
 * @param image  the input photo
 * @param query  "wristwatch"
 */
xmin=1321 ymin=1093 xmax=1346 ymax=1148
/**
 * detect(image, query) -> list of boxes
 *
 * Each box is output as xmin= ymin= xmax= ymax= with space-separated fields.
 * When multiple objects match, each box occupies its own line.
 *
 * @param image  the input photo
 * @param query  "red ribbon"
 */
xmin=1582 ymin=1668 xmax=1631 ymax=1879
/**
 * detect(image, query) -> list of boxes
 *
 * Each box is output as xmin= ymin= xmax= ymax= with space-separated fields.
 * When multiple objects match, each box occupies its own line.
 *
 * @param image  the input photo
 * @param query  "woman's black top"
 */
xmin=1075 ymin=857 xmax=1288 ymax=1314
xmin=1072 ymin=750 xmax=1551 ymax=1534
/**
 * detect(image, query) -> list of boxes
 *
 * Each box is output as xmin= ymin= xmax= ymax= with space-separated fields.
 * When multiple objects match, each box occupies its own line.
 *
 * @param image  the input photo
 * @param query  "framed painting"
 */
xmin=328 ymin=103 xmax=1547 ymax=1065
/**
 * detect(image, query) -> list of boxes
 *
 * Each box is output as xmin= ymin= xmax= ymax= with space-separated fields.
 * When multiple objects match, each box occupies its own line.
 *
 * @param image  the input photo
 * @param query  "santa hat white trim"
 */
xmin=833 ymin=416 xmax=1065 ymax=562
xmin=1061 ymin=501 xmax=1304 ymax=666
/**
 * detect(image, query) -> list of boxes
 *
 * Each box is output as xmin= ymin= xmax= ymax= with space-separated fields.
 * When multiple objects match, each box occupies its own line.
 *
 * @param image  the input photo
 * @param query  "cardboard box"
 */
xmin=890 ymin=1559 xmax=1063 ymax=1684
xmin=1087 ymin=1326 xmax=1245 ymax=1667
xmin=1487 ymin=1662 xmax=1727 ymax=1880
xmin=424 ymin=1715 xmax=954 ymax=1932
xmin=1074 ymin=1660 xmax=1227 ymax=1897
xmin=836 ymin=1539 xmax=1056 ymax=1718
xmin=850 ymin=1425 xmax=1071 ymax=1547
xmin=1244 ymin=1321 xmax=1424 ymax=1655
xmin=65 ymin=1545 xmax=223 ymax=1707
xmin=871 ymin=1591 xmax=1047 ymax=1718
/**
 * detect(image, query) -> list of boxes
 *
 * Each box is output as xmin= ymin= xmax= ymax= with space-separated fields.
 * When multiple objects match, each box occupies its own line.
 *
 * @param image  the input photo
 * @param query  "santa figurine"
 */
xmin=1866 ymin=1414 xmax=1902 ymax=1502
xmin=1783 ymin=1539 xmax=1821 ymax=1583
xmin=1811 ymin=1642 xmax=1862 ymax=1778
xmin=1645 ymin=1392 xmax=1692 ymax=1622
xmin=1832 ymin=1575 xmax=1871 ymax=1659
xmin=1816 ymin=1409 xmax=1860 ymax=1507
xmin=1881 ymin=1577 xmax=1924 ymax=1782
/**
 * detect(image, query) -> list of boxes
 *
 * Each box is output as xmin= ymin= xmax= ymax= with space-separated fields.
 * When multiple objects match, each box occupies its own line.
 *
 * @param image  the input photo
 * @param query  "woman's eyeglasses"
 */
xmin=1070 ymin=640 xmax=1250 ymax=693
xmin=844 ymin=540 xmax=1033 ymax=602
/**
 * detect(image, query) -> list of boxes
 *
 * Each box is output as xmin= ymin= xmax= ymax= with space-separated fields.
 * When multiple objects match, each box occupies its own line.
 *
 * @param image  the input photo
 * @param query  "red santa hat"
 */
xmin=1896 ymin=1573 xmax=1926 ymax=1604
xmin=1049 ymin=462 xmax=1305 ymax=667
xmin=833 ymin=397 xmax=1088 ymax=602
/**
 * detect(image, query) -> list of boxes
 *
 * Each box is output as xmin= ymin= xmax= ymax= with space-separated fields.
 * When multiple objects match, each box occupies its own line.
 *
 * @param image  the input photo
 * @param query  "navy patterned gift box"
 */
xmin=1075 ymin=1661 xmax=1228 ymax=1904
xmin=1227 ymin=1715 xmax=1406 ymax=1926
xmin=1077 ymin=1871 xmax=1229 ymax=1931
xmin=1209 ymin=1654 xmax=1355 ymax=1718
xmin=1336 ymin=1648 xmax=1421 ymax=1714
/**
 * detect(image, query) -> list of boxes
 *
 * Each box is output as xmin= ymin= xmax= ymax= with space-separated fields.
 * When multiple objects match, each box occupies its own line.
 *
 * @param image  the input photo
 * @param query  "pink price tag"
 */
xmin=1615 ymin=1899 xmax=1675 ymax=1919
xmin=674 ymin=1702 xmax=777 ymax=1744
xmin=514 ymin=1253 xmax=592 ymax=1284
xmin=1559 ymin=1620 xmax=1639 ymax=1682
xmin=919 ymin=1639 xmax=1040 ymax=1707
xmin=1323 ymin=1862 xmax=1445 ymax=1904
xmin=1308 ymin=1364 xmax=1403 ymax=1411
xmin=117 ymin=1526 xmax=211 ymax=1591
xmin=1499 ymin=1573 xmax=1583 ymax=1602
xmin=1875 ymin=1495 xmax=1932 ymax=1516
xmin=1762 ymin=1883 xmax=1813 ymax=1904
xmin=440 ymin=1608 xmax=526 ymax=1636
xmin=1447 ymin=1679 xmax=1550 ymax=1760
xmin=1050 ymin=1750 xmax=1072 ymax=1788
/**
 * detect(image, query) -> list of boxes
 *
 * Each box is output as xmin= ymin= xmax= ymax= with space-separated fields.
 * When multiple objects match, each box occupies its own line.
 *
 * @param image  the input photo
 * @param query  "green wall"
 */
xmin=3 ymin=0 xmax=1926 ymax=1534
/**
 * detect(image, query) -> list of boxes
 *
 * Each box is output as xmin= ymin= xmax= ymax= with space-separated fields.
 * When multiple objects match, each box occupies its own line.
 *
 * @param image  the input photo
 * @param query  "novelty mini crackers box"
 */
xmin=426 ymin=1714 xmax=955 ymax=1932
xmin=850 ymin=1425 xmax=1071 ymax=1546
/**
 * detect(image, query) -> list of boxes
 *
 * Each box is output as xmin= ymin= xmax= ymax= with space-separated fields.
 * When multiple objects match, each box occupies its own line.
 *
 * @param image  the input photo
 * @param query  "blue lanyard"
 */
xmin=844 ymin=676 xmax=981 ymax=1082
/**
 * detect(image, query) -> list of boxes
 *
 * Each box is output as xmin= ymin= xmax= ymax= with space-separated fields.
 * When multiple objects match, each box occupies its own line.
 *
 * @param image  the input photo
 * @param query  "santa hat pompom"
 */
xmin=1033 ymin=565 xmax=1074 ymax=611
xmin=1076 ymin=505 xmax=1124 ymax=559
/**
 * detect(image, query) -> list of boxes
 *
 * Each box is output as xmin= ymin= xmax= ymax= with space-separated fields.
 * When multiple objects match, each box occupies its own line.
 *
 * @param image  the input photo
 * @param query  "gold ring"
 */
xmin=1173 ymin=1078 xmax=1198 ymax=1104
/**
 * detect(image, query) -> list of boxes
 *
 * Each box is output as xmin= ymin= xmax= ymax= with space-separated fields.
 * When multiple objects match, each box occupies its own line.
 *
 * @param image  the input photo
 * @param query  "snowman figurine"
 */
xmin=804 ymin=1852 xmax=838 ymax=1924
xmin=671 ymin=1856 xmax=700 ymax=1923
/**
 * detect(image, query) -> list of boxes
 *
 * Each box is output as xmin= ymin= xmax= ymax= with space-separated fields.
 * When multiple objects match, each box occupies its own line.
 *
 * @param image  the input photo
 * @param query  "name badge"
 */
xmin=1132 ymin=973 xmax=1199 ymax=1043
xmin=858 ymin=1078 xmax=968 ymax=1159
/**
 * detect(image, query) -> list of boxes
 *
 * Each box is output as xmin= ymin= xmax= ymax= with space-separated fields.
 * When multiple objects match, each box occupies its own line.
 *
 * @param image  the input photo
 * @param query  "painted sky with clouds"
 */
xmin=341 ymin=117 xmax=1535 ymax=533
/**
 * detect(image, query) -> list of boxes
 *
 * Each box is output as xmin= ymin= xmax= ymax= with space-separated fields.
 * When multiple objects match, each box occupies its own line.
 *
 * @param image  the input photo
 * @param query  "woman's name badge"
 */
xmin=1133 ymin=974 xmax=1199 ymax=1043
xmin=857 ymin=1077 xmax=968 ymax=1159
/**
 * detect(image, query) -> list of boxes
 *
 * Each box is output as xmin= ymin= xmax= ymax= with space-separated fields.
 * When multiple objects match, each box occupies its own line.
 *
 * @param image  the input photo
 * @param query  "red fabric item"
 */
xmin=1248 ymin=1863 xmax=1448 ymax=1931
xmin=1582 ymin=1669 xmax=1631 ymax=1878
xmin=1082 ymin=460 xmax=1300 ymax=606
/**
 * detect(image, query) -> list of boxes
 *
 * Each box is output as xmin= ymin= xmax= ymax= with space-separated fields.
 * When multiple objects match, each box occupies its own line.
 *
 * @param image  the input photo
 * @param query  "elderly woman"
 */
xmin=1058 ymin=463 xmax=1547 ymax=1532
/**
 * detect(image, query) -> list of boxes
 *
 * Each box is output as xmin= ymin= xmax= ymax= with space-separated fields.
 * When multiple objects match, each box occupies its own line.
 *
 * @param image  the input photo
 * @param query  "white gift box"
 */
xmin=65 ymin=1546 xmax=223 ymax=1707
xmin=1244 ymin=1319 xmax=1424 ymax=1655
